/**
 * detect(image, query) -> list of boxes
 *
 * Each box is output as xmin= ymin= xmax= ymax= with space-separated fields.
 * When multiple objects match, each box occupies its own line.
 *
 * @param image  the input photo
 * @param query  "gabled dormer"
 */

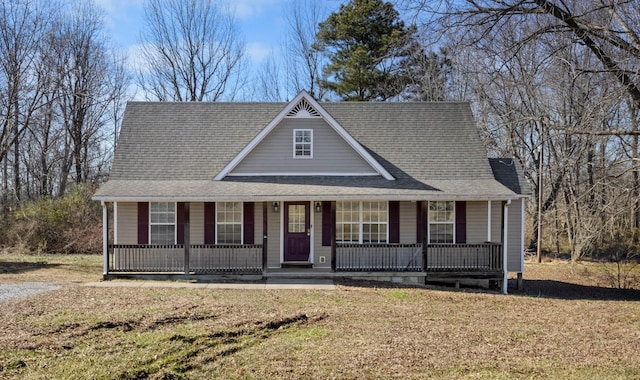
xmin=214 ymin=91 xmax=394 ymax=180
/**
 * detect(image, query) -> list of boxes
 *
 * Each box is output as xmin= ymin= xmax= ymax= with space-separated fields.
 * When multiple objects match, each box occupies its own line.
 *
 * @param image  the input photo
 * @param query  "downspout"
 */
xmin=502 ymin=199 xmax=512 ymax=294
xmin=102 ymin=201 xmax=109 ymax=279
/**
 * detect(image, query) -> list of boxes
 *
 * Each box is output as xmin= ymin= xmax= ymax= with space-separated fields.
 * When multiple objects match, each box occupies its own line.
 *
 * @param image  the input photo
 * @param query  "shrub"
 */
xmin=6 ymin=183 xmax=102 ymax=254
xmin=592 ymin=229 xmax=640 ymax=289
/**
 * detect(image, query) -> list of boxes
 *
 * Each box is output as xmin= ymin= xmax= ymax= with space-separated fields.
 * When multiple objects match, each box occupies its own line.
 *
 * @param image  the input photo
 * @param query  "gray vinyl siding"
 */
xmin=399 ymin=201 xmax=416 ymax=244
xmin=466 ymin=201 xmax=485 ymax=244
xmin=254 ymin=202 xmax=264 ymax=245
xmin=190 ymin=202 xmax=204 ymax=245
xmin=116 ymin=202 xmax=137 ymax=244
xmin=491 ymin=201 xmax=502 ymax=243
xmin=266 ymin=207 xmax=281 ymax=268
xmin=231 ymin=118 xmax=375 ymax=175
xmin=313 ymin=210 xmax=331 ymax=268
xmin=507 ymin=198 xmax=524 ymax=272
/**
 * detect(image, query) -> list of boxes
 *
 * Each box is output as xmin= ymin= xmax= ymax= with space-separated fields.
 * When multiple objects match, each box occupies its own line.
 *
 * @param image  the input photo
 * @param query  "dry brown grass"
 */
xmin=1 ymin=253 xmax=639 ymax=379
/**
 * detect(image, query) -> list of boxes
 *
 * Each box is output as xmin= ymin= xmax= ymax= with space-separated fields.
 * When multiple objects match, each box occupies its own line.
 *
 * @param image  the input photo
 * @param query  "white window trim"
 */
xmin=427 ymin=201 xmax=456 ymax=244
xmin=215 ymin=201 xmax=244 ymax=245
xmin=293 ymin=129 xmax=313 ymax=159
xmin=336 ymin=201 xmax=389 ymax=244
xmin=149 ymin=202 xmax=177 ymax=245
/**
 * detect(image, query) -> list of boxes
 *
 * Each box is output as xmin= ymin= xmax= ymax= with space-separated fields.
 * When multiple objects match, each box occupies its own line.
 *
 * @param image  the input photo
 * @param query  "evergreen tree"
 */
xmin=314 ymin=0 xmax=417 ymax=101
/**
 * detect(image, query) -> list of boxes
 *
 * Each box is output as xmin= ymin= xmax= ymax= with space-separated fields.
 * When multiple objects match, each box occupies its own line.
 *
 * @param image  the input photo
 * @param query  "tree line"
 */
xmin=1 ymin=0 xmax=638 ymax=261
xmin=0 ymin=0 xmax=127 ymax=206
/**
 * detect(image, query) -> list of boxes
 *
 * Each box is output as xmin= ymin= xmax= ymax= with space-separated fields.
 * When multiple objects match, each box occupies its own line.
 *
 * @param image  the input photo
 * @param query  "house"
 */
xmin=93 ymin=91 xmax=530 ymax=293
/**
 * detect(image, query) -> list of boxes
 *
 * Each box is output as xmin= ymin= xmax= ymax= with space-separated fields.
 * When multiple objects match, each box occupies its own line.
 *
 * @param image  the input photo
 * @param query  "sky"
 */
xmin=96 ymin=0 xmax=295 ymax=65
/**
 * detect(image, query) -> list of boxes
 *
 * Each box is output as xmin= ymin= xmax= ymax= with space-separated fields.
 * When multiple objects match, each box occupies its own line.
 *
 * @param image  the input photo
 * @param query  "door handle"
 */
xmin=307 ymin=228 xmax=310 ymax=236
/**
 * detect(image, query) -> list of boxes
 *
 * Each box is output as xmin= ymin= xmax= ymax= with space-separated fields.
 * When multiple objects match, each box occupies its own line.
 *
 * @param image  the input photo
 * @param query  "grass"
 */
xmin=1 ymin=252 xmax=639 ymax=379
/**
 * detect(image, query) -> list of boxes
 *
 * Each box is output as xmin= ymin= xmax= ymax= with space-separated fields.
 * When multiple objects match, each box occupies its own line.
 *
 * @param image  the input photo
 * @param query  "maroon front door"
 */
xmin=283 ymin=202 xmax=311 ymax=262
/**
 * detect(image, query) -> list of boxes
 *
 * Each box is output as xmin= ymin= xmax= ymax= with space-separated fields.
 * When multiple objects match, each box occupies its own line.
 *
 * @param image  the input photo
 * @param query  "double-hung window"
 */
xmin=216 ymin=202 xmax=242 ymax=244
xmin=429 ymin=201 xmax=454 ymax=243
xmin=293 ymin=129 xmax=312 ymax=158
xmin=337 ymin=201 xmax=388 ymax=243
xmin=150 ymin=202 xmax=175 ymax=244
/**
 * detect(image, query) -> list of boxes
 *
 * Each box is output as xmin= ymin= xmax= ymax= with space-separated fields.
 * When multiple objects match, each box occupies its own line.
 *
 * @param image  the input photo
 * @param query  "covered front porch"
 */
xmin=99 ymin=197 xmax=520 ymax=292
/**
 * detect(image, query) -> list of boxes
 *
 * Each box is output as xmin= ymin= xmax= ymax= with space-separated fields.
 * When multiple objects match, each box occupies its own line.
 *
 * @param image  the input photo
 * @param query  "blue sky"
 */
xmin=96 ymin=0 xmax=338 ymax=69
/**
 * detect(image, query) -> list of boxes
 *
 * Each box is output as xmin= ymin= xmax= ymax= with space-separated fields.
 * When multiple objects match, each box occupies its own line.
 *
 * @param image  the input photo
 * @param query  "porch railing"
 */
xmin=190 ymin=244 xmax=262 ymax=273
xmin=108 ymin=244 xmax=262 ymax=273
xmin=335 ymin=243 xmax=502 ymax=273
xmin=109 ymin=245 xmax=185 ymax=272
xmin=336 ymin=243 xmax=423 ymax=271
xmin=425 ymin=243 xmax=502 ymax=272
xmin=108 ymin=243 xmax=501 ymax=275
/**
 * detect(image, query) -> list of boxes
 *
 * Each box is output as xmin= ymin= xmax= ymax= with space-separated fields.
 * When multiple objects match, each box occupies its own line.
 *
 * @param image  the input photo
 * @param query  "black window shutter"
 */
xmin=137 ymin=202 xmax=149 ymax=245
xmin=176 ymin=202 xmax=185 ymax=244
xmin=389 ymin=201 xmax=400 ymax=243
xmin=204 ymin=202 xmax=215 ymax=244
xmin=455 ymin=201 xmax=467 ymax=244
xmin=243 ymin=202 xmax=255 ymax=244
xmin=416 ymin=202 xmax=423 ymax=243
xmin=322 ymin=201 xmax=332 ymax=246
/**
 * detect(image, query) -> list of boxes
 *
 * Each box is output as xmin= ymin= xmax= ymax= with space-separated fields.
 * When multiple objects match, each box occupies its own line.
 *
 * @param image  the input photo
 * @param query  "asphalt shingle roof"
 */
xmin=95 ymin=100 xmax=529 ymax=201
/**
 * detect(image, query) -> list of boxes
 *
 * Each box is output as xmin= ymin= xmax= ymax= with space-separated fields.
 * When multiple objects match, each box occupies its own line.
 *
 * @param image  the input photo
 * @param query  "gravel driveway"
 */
xmin=0 ymin=282 xmax=61 ymax=302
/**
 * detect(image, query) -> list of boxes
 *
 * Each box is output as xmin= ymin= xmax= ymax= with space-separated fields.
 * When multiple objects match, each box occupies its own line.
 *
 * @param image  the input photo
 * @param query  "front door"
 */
xmin=283 ymin=202 xmax=311 ymax=262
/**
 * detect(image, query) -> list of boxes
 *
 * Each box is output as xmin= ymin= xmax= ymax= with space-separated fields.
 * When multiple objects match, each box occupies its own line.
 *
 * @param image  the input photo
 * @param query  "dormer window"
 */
xmin=294 ymin=129 xmax=313 ymax=158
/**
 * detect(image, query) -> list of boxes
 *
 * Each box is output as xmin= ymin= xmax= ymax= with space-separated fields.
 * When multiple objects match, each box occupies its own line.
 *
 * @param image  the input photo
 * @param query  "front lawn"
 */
xmin=0 ymin=253 xmax=638 ymax=379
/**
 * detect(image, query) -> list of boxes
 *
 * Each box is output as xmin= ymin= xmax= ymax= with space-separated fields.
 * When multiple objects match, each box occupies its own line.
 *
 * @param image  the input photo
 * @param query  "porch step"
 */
xmin=281 ymin=262 xmax=313 ymax=269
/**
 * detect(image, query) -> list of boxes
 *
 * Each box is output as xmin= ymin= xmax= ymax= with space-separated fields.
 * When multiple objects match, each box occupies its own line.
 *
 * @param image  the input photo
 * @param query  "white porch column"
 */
xmin=502 ymin=199 xmax=511 ymax=294
xmin=102 ymin=201 xmax=109 ymax=278
xmin=487 ymin=200 xmax=492 ymax=242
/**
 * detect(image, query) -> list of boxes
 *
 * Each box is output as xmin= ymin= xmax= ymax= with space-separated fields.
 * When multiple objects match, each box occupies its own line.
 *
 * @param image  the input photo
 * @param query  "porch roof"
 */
xmin=93 ymin=177 xmax=523 ymax=202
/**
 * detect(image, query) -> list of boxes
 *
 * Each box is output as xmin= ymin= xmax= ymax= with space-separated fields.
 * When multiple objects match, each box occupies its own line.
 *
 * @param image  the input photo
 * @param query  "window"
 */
xmin=337 ymin=201 xmax=388 ymax=243
xmin=293 ymin=129 xmax=312 ymax=158
xmin=337 ymin=201 xmax=360 ymax=243
xmin=362 ymin=201 xmax=388 ymax=243
xmin=288 ymin=204 xmax=306 ymax=233
xmin=216 ymin=202 xmax=242 ymax=244
xmin=429 ymin=201 xmax=454 ymax=243
xmin=150 ymin=202 xmax=175 ymax=244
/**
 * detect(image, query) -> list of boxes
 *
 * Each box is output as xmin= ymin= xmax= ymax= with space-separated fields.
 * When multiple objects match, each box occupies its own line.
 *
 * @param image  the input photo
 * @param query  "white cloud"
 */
xmin=245 ymin=42 xmax=273 ymax=63
xmin=227 ymin=0 xmax=288 ymax=19
xmin=126 ymin=43 xmax=151 ymax=73
xmin=95 ymin=0 xmax=145 ymax=18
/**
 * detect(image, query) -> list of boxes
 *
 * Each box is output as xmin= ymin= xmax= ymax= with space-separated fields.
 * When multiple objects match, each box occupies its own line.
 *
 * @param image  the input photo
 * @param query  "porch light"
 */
xmin=273 ymin=202 xmax=279 ymax=213
xmin=315 ymin=201 xmax=322 ymax=213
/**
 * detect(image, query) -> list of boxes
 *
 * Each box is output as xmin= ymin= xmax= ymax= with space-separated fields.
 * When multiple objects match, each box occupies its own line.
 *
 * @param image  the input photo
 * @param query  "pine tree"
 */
xmin=314 ymin=0 xmax=417 ymax=101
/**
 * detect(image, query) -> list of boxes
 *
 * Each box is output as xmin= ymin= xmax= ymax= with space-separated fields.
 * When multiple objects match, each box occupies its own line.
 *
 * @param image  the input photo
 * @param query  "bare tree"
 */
xmin=283 ymin=0 xmax=328 ymax=100
xmin=402 ymin=0 xmax=640 ymax=118
xmin=53 ymin=1 xmax=127 ymax=193
xmin=0 ymin=0 xmax=55 ymax=208
xmin=136 ymin=0 xmax=245 ymax=102
xmin=399 ymin=0 xmax=640 ymax=260
xmin=255 ymin=53 xmax=285 ymax=102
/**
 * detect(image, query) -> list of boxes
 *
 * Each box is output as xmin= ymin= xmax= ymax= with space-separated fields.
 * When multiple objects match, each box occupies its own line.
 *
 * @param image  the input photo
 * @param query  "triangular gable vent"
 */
xmin=286 ymin=98 xmax=321 ymax=118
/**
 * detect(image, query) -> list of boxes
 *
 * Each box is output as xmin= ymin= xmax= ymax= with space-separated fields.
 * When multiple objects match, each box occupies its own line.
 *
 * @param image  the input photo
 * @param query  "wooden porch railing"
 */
xmin=335 ymin=243 xmax=502 ymax=273
xmin=109 ymin=245 xmax=185 ymax=272
xmin=108 ymin=244 xmax=262 ymax=273
xmin=190 ymin=244 xmax=262 ymax=273
xmin=336 ymin=244 xmax=423 ymax=271
xmin=425 ymin=243 xmax=502 ymax=272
